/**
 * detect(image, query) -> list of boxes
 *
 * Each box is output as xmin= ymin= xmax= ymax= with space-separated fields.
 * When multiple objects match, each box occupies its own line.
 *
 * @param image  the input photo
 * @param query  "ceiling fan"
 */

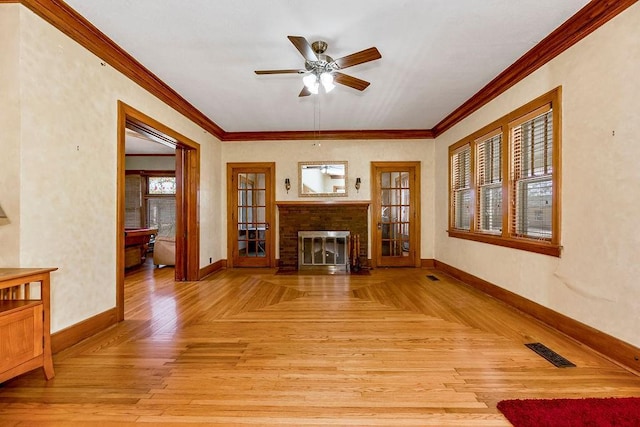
xmin=255 ymin=36 xmax=381 ymax=97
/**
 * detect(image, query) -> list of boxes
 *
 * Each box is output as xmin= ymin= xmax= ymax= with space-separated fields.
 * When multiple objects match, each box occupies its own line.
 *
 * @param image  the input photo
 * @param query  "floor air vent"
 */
xmin=425 ymin=275 xmax=439 ymax=281
xmin=525 ymin=342 xmax=576 ymax=368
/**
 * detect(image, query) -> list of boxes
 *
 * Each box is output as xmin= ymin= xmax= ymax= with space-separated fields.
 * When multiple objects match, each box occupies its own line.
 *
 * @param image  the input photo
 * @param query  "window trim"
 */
xmin=447 ymin=87 xmax=562 ymax=257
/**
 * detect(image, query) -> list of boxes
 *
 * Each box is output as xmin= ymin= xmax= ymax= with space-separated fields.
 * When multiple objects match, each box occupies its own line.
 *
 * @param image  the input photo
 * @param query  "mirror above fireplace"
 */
xmin=298 ymin=161 xmax=348 ymax=197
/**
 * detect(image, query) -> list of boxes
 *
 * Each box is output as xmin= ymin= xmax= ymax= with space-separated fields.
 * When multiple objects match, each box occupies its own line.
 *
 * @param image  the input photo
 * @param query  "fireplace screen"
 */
xmin=298 ymin=231 xmax=349 ymax=270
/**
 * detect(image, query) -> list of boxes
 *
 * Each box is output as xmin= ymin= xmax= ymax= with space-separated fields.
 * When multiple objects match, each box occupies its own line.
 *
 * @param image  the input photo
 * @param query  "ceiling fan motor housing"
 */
xmin=311 ymin=40 xmax=328 ymax=54
xmin=305 ymin=41 xmax=336 ymax=74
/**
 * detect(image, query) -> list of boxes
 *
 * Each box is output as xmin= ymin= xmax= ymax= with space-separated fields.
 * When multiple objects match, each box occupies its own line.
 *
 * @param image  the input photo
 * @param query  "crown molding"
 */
xmin=7 ymin=0 xmax=637 ymax=141
xmin=222 ymin=129 xmax=434 ymax=141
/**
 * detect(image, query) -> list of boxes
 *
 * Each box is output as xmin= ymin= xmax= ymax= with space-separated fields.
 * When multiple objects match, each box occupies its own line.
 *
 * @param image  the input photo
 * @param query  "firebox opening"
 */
xmin=298 ymin=231 xmax=350 ymax=272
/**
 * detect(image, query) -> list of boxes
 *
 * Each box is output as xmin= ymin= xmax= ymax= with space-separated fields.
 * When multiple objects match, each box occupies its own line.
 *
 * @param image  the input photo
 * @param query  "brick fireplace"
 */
xmin=277 ymin=201 xmax=369 ymax=270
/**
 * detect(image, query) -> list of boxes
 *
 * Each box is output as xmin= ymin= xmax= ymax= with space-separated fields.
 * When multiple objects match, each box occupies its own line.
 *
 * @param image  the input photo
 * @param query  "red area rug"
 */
xmin=497 ymin=397 xmax=640 ymax=427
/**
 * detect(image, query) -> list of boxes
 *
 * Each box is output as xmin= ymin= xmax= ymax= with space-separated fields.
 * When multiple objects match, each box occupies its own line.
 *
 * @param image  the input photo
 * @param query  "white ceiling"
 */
xmin=64 ymin=0 xmax=589 ymax=133
xmin=125 ymin=129 xmax=175 ymax=155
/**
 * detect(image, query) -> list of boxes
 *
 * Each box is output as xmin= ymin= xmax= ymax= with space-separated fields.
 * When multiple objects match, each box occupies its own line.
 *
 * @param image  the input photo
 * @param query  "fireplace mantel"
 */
xmin=276 ymin=200 xmax=371 ymax=207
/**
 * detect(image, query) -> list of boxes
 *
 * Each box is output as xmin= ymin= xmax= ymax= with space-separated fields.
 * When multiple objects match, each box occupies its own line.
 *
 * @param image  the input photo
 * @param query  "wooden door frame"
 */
xmin=371 ymin=161 xmax=421 ymax=268
xmin=226 ymin=162 xmax=276 ymax=268
xmin=117 ymin=101 xmax=200 ymax=321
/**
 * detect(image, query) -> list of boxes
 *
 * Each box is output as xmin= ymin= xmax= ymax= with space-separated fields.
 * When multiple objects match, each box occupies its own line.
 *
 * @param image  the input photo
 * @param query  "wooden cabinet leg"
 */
xmin=43 ymin=352 xmax=55 ymax=380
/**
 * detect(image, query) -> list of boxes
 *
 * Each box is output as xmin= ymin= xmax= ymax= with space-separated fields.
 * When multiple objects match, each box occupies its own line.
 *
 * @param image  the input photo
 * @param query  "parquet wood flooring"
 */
xmin=1 ymin=263 xmax=639 ymax=425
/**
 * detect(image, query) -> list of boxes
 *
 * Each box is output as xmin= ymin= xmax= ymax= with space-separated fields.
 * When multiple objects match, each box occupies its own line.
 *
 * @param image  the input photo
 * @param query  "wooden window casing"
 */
xmin=448 ymin=87 xmax=561 ymax=257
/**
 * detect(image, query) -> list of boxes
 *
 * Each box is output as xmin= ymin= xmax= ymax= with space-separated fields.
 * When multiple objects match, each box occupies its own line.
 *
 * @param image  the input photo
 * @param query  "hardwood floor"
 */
xmin=1 ymin=262 xmax=639 ymax=425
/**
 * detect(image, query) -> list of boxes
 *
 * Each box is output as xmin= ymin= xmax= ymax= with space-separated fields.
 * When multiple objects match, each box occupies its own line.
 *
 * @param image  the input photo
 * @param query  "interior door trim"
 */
xmin=226 ymin=162 xmax=276 ymax=268
xmin=117 ymin=101 xmax=200 ymax=321
xmin=371 ymin=161 xmax=421 ymax=268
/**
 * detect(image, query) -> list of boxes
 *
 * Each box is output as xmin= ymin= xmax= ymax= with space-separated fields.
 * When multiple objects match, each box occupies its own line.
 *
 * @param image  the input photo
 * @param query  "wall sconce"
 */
xmin=0 ymin=204 xmax=7 ymax=219
xmin=355 ymin=177 xmax=361 ymax=193
xmin=285 ymin=178 xmax=291 ymax=194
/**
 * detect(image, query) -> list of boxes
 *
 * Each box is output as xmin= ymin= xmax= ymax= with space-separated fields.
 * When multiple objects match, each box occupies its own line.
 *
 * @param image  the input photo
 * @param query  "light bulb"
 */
xmin=303 ymin=74 xmax=317 ymax=89
xmin=320 ymin=72 xmax=335 ymax=93
xmin=308 ymin=81 xmax=319 ymax=94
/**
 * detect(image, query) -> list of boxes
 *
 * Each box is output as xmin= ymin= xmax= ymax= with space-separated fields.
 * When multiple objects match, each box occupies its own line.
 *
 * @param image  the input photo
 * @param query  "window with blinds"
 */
xmin=147 ymin=197 xmax=176 ymax=234
xmin=145 ymin=175 xmax=176 ymax=236
xmin=447 ymin=87 xmax=561 ymax=257
xmin=476 ymin=131 xmax=502 ymax=234
xmin=451 ymin=144 xmax=472 ymax=231
xmin=510 ymin=107 xmax=553 ymax=240
xmin=125 ymin=174 xmax=142 ymax=228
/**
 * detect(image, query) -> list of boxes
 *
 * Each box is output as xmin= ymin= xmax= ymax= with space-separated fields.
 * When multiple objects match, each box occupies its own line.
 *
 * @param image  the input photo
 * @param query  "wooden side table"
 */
xmin=0 ymin=268 xmax=57 ymax=383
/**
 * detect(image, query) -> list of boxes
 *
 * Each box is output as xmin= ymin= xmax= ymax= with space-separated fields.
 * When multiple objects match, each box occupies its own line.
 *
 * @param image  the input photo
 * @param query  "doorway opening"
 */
xmin=117 ymin=101 xmax=200 ymax=321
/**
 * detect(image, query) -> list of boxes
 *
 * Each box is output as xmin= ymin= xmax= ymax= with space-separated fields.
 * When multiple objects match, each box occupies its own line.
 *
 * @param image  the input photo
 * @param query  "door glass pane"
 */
xmin=381 ymin=172 xmax=391 ymax=188
xmin=379 ymin=170 xmax=411 ymax=260
xmin=237 ymin=172 xmax=266 ymax=258
xmin=389 ymin=206 xmax=399 ymax=224
xmin=381 ymin=189 xmax=391 ymax=204
xmin=238 ymin=207 xmax=246 ymax=225
xmin=390 ymin=172 xmax=400 ymax=187
xmin=256 ymin=206 xmax=265 ymax=223
xmin=402 ymin=239 xmax=409 ymax=254
xmin=400 ymin=206 xmax=410 ymax=223
xmin=390 ymin=239 xmax=399 ymax=256
xmin=401 ymin=189 xmax=410 ymax=204
xmin=256 ymin=240 xmax=266 ymax=257
xmin=382 ymin=239 xmax=391 ymax=256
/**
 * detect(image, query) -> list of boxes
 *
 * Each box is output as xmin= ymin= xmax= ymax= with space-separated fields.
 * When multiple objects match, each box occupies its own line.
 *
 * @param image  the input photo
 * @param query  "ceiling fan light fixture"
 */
xmin=256 ymin=36 xmax=380 ymax=97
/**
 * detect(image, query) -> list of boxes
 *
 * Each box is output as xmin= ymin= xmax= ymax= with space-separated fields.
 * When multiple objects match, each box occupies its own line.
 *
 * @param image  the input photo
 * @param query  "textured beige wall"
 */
xmin=434 ymin=3 xmax=640 ymax=347
xmin=0 ymin=5 xmax=21 ymax=265
xmin=222 ymin=139 xmax=436 ymax=260
xmin=12 ymin=6 xmax=222 ymax=332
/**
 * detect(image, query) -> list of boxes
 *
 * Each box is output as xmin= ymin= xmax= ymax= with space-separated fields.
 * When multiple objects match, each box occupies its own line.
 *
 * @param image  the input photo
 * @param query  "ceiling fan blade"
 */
xmin=255 ymin=69 xmax=304 ymax=75
xmin=299 ymin=86 xmax=312 ymax=97
xmin=332 ymin=47 xmax=381 ymax=69
xmin=288 ymin=36 xmax=318 ymax=62
xmin=333 ymin=72 xmax=370 ymax=91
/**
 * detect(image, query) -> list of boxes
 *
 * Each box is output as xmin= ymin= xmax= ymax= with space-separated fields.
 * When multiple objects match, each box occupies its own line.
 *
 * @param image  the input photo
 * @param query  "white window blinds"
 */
xmin=125 ymin=174 xmax=142 ymax=228
xmin=510 ymin=107 xmax=553 ymax=240
xmin=451 ymin=144 xmax=472 ymax=230
xmin=476 ymin=132 xmax=502 ymax=233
